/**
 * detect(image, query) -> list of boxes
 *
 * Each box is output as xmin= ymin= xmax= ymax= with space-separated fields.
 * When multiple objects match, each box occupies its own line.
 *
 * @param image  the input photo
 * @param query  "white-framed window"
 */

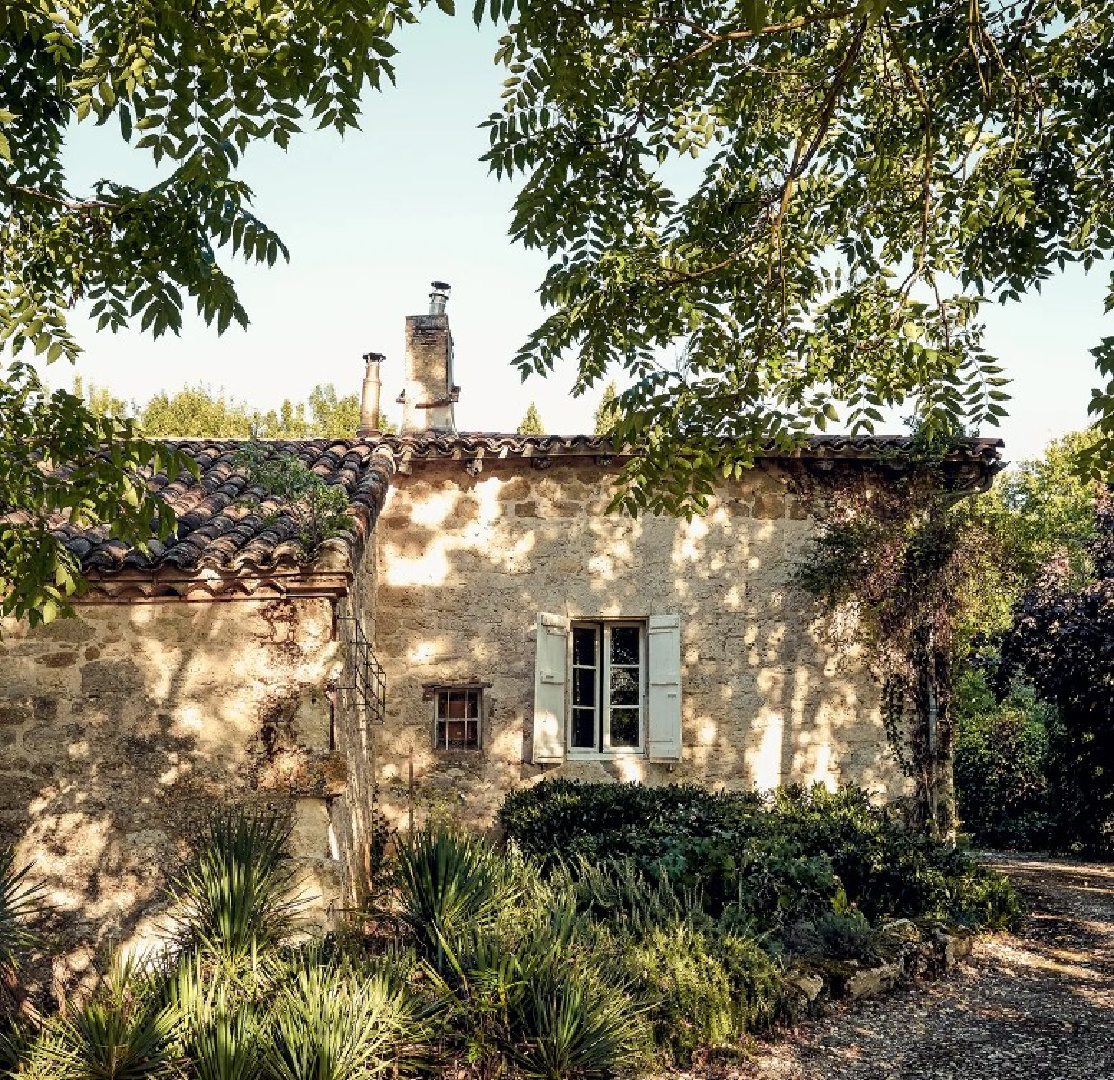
xmin=430 ymin=686 xmax=483 ymax=751
xmin=570 ymin=621 xmax=645 ymax=754
xmin=533 ymin=613 xmax=682 ymax=764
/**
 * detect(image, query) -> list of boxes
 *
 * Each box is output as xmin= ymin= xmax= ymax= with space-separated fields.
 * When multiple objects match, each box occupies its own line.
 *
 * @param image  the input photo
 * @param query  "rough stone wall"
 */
xmin=0 ymin=595 xmax=344 ymax=984
xmin=374 ymin=460 xmax=907 ymax=828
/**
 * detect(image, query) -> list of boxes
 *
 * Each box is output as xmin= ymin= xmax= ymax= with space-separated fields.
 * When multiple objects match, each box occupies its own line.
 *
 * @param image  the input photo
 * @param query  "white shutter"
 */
xmin=647 ymin=614 xmax=682 ymax=762
xmin=532 ymin=613 xmax=569 ymax=764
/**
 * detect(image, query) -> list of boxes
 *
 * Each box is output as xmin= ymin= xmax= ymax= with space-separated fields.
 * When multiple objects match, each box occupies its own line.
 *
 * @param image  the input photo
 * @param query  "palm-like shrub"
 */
xmin=264 ymin=961 xmax=418 ymax=1080
xmin=183 ymin=999 xmax=264 ymax=1080
xmin=165 ymin=810 xmax=306 ymax=963
xmin=392 ymin=826 xmax=522 ymax=968
xmin=37 ymin=957 xmax=179 ymax=1080
xmin=0 ymin=847 xmax=47 ymax=984
xmin=159 ymin=953 xmax=266 ymax=1080
xmin=509 ymin=964 xmax=648 ymax=1080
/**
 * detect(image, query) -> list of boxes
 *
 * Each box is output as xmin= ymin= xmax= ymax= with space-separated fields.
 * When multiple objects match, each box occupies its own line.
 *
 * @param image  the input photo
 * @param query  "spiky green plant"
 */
xmin=264 ymin=962 xmax=418 ymax=1080
xmin=37 ymin=956 xmax=179 ymax=1080
xmin=392 ymin=827 xmax=522 ymax=969
xmin=508 ymin=964 xmax=649 ymax=1080
xmin=0 ymin=848 xmax=47 ymax=979
xmin=183 ymin=998 xmax=264 ymax=1080
xmin=165 ymin=810 xmax=307 ymax=964
xmin=155 ymin=951 xmax=267 ymax=1080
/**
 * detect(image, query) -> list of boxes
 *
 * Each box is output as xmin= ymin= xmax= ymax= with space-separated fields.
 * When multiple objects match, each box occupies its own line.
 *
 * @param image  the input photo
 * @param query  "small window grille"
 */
xmin=434 ymin=688 xmax=482 ymax=751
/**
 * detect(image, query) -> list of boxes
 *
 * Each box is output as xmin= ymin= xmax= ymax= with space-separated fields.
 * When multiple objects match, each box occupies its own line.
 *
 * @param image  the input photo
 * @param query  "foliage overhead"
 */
xmin=1 ymin=0 xmax=417 ymax=626
xmin=475 ymin=0 xmax=1114 ymax=513
xmin=0 ymin=362 xmax=186 ymax=629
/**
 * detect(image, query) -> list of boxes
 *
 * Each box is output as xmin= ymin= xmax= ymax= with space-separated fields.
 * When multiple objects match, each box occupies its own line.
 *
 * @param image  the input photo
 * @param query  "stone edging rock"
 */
xmin=787 ymin=918 xmax=975 ymax=1009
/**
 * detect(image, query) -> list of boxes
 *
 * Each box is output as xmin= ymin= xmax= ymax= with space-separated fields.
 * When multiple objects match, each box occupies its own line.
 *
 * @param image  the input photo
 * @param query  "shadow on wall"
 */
xmin=373 ymin=462 xmax=904 ymax=827
xmin=0 ymin=594 xmax=337 ymax=992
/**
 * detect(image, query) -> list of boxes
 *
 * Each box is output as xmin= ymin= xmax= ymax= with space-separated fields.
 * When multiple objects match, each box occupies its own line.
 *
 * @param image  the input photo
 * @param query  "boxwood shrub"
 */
xmin=499 ymin=780 xmax=1021 ymax=932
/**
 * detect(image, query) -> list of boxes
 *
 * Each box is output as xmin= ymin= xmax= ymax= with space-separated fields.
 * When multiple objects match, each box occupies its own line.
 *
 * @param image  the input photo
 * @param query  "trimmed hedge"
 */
xmin=500 ymin=780 xmax=1022 ymax=931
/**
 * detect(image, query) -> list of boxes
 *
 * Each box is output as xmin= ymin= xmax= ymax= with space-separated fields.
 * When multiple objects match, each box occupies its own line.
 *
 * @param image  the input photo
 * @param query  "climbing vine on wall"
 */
xmin=793 ymin=447 xmax=1008 ymax=836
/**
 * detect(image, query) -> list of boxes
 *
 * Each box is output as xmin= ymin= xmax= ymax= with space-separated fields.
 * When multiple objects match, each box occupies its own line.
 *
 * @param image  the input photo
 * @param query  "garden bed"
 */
xmin=0 ymin=784 xmax=1021 ymax=1078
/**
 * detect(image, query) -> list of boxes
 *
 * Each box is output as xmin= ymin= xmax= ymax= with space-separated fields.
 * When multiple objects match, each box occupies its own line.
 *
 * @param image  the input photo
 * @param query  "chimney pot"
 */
xmin=357 ymin=351 xmax=385 ymax=437
xmin=429 ymin=280 xmax=451 ymax=316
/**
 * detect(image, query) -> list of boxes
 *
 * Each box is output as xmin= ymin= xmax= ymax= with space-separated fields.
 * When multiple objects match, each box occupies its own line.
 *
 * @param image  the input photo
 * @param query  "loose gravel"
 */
xmin=684 ymin=856 xmax=1114 ymax=1080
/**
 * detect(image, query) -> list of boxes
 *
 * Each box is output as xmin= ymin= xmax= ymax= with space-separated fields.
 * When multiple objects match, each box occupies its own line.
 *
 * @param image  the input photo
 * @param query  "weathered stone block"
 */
xmin=80 ymin=660 xmax=142 ymax=696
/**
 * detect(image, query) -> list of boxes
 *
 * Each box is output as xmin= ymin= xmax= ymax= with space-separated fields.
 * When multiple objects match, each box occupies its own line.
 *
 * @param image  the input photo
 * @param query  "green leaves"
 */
xmin=0 ymin=363 xmax=191 ymax=629
xmin=1 ymin=0 xmax=422 ymax=627
xmin=475 ymin=1 xmax=1114 ymax=513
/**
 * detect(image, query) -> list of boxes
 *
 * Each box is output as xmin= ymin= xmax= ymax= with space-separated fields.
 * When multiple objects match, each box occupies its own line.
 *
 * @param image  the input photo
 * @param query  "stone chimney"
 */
xmin=399 ymin=281 xmax=457 ymax=434
xmin=357 ymin=352 xmax=383 ymax=436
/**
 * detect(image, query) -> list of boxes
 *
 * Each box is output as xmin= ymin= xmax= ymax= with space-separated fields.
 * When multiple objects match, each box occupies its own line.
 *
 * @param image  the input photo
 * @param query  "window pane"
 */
xmin=464 ymin=690 xmax=479 ymax=719
xmin=611 ymin=626 xmax=640 ymax=666
xmin=573 ymin=667 xmax=596 ymax=710
xmin=573 ymin=626 xmax=598 ymax=667
xmin=445 ymin=692 xmax=468 ymax=719
xmin=610 ymin=709 xmax=639 ymax=748
xmin=571 ymin=708 xmax=595 ymax=749
xmin=610 ymin=666 xmax=639 ymax=707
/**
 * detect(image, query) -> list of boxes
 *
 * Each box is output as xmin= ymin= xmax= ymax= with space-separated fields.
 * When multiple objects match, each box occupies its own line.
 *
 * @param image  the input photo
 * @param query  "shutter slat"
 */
xmin=532 ymin=612 xmax=569 ymax=764
xmin=647 ymin=614 xmax=682 ymax=762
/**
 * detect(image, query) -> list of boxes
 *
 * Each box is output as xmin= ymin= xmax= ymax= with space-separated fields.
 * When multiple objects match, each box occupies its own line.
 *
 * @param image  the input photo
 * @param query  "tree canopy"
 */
xmin=113 ymin=382 xmax=391 ymax=440
xmin=516 ymin=401 xmax=545 ymax=435
xmin=1 ymin=0 xmax=416 ymax=625
xmin=477 ymin=0 xmax=1114 ymax=513
xmin=8 ymin=0 xmax=1114 ymax=622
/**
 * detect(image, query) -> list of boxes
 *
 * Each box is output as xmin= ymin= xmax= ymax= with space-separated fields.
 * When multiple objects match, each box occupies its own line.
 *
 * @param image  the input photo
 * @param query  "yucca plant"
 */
xmin=0 ymin=848 xmax=47 ymax=990
xmin=37 ymin=956 xmax=179 ymax=1080
xmin=264 ymin=961 xmax=419 ymax=1080
xmin=181 ymin=996 xmax=264 ymax=1080
xmin=508 ymin=963 xmax=649 ymax=1080
xmin=392 ymin=826 xmax=522 ymax=970
xmin=165 ymin=810 xmax=307 ymax=965
xmin=155 ymin=951 xmax=267 ymax=1080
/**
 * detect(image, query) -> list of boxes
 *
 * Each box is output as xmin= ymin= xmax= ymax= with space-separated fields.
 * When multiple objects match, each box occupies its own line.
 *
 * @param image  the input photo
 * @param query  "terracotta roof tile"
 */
xmin=42 ymin=432 xmax=1001 ymax=583
xmin=47 ymin=439 xmax=394 ymax=579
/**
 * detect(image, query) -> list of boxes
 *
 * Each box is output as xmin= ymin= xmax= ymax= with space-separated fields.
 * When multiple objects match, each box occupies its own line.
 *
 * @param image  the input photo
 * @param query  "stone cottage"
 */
xmin=0 ymin=284 xmax=1003 ymax=970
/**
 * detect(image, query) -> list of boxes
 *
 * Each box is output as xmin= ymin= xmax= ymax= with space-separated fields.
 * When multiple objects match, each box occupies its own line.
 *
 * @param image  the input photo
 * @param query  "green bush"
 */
xmin=780 ymin=910 xmax=880 ymax=963
xmin=954 ymin=672 xmax=1054 ymax=848
xmin=265 ymin=961 xmax=418 ymax=1080
xmin=165 ymin=810 xmax=306 ymax=964
xmin=507 ymin=962 xmax=649 ymax=1080
xmin=391 ymin=825 xmax=523 ymax=970
xmin=616 ymin=922 xmax=787 ymax=1062
xmin=500 ymin=780 xmax=1021 ymax=932
xmin=35 ymin=957 xmax=179 ymax=1080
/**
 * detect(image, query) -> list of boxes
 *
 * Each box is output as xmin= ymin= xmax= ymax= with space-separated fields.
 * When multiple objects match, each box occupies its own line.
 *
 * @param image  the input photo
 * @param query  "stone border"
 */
xmin=787 ymin=918 xmax=975 ymax=1009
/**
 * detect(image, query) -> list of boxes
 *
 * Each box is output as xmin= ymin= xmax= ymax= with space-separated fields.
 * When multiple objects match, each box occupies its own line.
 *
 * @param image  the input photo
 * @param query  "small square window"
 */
xmin=434 ymin=688 xmax=482 ymax=751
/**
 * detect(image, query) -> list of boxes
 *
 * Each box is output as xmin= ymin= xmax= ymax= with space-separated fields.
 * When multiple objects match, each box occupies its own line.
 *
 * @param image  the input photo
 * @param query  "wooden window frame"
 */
xmin=568 ymin=620 xmax=646 ymax=757
xmin=430 ymin=685 xmax=485 ymax=752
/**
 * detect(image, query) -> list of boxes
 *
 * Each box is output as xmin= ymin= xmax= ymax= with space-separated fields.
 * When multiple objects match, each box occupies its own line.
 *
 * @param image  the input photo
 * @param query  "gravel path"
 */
xmin=735 ymin=856 xmax=1114 ymax=1079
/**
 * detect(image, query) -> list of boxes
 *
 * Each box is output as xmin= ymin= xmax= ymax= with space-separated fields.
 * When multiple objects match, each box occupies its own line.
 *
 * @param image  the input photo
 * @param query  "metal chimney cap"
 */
xmin=362 ymin=351 xmax=385 ymax=363
xmin=428 ymin=281 xmax=451 ymax=316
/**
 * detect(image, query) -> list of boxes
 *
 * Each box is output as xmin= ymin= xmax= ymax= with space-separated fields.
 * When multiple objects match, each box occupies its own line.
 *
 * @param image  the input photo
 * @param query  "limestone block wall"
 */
xmin=374 ymin=460 xmax=907 ymax=827
xmin=0 ymin=595 xmax=344 ymax=982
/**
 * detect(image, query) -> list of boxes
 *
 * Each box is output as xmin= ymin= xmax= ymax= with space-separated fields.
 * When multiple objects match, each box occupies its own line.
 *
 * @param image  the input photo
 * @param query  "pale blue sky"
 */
xmin=52 ymin=12 xmax=1108 ymax=464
